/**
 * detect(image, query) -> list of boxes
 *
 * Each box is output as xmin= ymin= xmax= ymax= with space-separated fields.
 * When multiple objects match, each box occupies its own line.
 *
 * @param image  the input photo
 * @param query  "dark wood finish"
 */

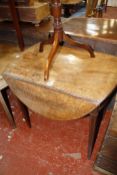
xmin=0 ymin=0 xmax=33 ymax=6
xmin=88 ymin=111 xmax=99 ymax=159
xmin=61 ymin=0 xmax=83 ymax=18
xmin=94 ymin=94 xmax=117 ymax=174
xmin=17 ymin=98 xmax=31 ymax=128
xmin=95 ymin=155 xmax=117 ymax=174
xmin=39 ymin=0 xmax=95 ymax=80
xmin=105 ymin=0 xmax=108 ymax=12
xmin=0 ymin=86 xmax=30 ymax=128
xmin=8 ymin=0 xmax=24 ymax=51
xmin=0 ymin=87 xmax=16 ymax=128
xmin=88 ymin=88 xmax=117 ymax=159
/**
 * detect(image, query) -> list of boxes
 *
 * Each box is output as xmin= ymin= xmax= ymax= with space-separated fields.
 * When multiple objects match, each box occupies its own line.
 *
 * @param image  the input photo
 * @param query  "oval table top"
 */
xmin=3 ymin=44 xmax=117 ymax=120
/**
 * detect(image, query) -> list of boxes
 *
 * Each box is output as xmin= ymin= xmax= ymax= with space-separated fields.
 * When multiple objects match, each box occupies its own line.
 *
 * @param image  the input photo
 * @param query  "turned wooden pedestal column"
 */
xmin=39 ymin=0 xmax=95 ymax=80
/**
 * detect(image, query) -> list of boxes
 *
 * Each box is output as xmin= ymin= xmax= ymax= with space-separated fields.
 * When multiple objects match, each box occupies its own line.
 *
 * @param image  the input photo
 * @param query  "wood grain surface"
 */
xmin=63 ymin=17 xmax=117 ymax=42
xmin=3 ymin=44 xmax=117 ymax=120
xmin=0 ymin=44 xmax=20 ymax=89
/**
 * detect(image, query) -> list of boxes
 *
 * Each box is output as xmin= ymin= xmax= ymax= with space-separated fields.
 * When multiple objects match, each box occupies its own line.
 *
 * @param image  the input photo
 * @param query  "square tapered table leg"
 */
xmin=0 ymin=88 xmax=16 ymax=128
xmin=88 ymin=89 xmax=116 ymax=159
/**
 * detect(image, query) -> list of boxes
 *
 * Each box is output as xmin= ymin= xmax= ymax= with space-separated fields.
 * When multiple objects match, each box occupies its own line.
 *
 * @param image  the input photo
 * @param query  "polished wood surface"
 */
xmin=63 ymin=17 xmax=117 ymax=42
xmin=46 ymin=17 xmax=117 ymax=55
xmin=3 ymin=44 xmax=117 ymax=120
xmin=63 ymin=17 xmax=117 ymax=55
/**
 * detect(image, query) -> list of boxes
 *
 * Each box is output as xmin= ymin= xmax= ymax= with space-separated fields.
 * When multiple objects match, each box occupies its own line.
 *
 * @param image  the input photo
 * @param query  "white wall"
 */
xmin=108 ymin=0 xmax=117 ymax=7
